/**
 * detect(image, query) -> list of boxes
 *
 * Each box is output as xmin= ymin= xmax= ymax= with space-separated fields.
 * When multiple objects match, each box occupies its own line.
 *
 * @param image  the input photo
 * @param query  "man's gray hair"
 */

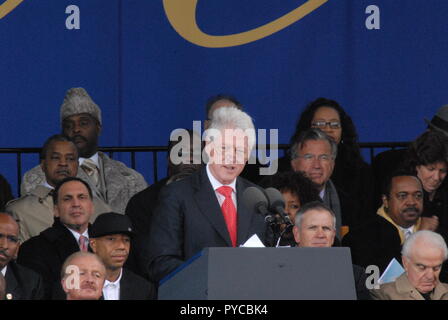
xmin=206 ymin=106 xmax=256 ymax=151
xmin=294 ymin=200 xmax=336 ymax=230
xmin=402 ymin=230 xmax=448 ymax=260
xmin=61 ymin=251 xmax=105 ymax=279
xmin=290 ymin=128 xmax=337 ymax=160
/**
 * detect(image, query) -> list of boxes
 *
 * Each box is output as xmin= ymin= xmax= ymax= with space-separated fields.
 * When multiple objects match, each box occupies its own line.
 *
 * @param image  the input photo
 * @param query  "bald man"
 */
xmin=0 ymin=213 xmax=44 ymax=299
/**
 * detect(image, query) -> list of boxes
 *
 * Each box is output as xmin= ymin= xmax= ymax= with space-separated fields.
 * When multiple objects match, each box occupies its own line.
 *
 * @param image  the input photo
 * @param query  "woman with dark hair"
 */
xmin=403 ymin=130 xmax=448 ymax=240
xmin=259 ymin=171 xmax=321 ymax=246
xmin=284 ymin=97 xmax=375 ymax=225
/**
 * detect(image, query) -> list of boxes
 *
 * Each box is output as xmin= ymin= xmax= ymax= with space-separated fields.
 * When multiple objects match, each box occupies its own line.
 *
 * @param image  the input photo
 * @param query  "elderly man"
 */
xmin=0 ymin=213 xmax=44 ymax=300
xmin=292 ymin=201 xmax=370 ymax=300
xmin=90 ymin=212 xmax=154 ymax=300
xmin=290 ymin=128 xmax=355 ymax=235
xmin=61 ymin=251 xmax=106 ymax=300
xmin=21 ymin=87 xmax=147 ymax=213
xmin=17 ymin=177 xmax=96 ymax=298
xmin=371 ymin=230 xmax=448 ymax=300
xmin=342 ymin=172 xmax=437 ymax=273
xmin=147 ymin=107 xmax=271 ymax=283
xmin=7 ymin=134 xmax=110 ymax=242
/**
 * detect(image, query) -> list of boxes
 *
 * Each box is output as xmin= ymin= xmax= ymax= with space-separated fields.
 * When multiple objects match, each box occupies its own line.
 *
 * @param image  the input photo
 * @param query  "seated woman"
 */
xmin=259 ymin=171 xmax=321 ymax=246
xmin=280 ymin=97 xmax=375 ymax=225
xmin=402 ymin=130 xmax=448 ymax=241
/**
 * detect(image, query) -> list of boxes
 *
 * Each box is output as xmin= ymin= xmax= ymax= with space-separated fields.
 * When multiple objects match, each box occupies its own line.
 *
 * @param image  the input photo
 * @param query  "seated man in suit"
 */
xmin=289 ymin=128 xmax=355 ymax=237
xmin=21 ymin=87 xmax=147 ymax=213
xmin=147 ymin=107 xmax=271 ymax=283
xmin=17 ymin=177 xmax=96 ymax=298
xmin=7 ymin=134 xmax=110 ymax=242
xmin=371 ymin=230 xmax=448 ymax=300
xmin=292 ymin=201 xmax=370 ymax=300
xmin=61 ymin=251 xmax=106 ymax=300
xmin=342 ymin=172 xmax=437 ymax=273
xmin=90 ymin=212 xmax=155 ymax=300
xmin=0 ymin=213 xmax=44 ymax=300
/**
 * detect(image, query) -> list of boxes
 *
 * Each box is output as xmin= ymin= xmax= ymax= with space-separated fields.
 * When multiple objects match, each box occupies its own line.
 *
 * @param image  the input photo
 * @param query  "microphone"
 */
xmin=242 ymin=187 xmax=274 ymax=223
xmin=264 ymin=187 xmax=294 ymax=227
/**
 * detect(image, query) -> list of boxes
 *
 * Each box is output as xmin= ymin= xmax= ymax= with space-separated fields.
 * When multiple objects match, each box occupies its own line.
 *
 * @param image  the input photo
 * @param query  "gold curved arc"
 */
xmin=163 ymin=0 xmax=328 ymax=48
xmin=0 ymin=0 xmax=24 ymax=19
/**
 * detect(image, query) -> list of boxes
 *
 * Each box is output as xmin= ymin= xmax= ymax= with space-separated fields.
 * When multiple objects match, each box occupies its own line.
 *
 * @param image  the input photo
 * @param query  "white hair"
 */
xmin=205 ymin=106 xmax=256 ymax=151
xmin=402 ymin=230 xmax=448 ymax=260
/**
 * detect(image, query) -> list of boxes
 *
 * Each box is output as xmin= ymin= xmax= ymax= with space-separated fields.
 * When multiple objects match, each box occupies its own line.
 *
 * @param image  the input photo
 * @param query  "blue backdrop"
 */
xmin=1 ymin=0 xmax=448 ymax=195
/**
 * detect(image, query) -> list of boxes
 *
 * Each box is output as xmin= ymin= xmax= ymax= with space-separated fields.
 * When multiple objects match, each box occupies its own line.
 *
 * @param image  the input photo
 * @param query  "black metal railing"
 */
xmin=0 ymin=142 xmax=410 ymax=195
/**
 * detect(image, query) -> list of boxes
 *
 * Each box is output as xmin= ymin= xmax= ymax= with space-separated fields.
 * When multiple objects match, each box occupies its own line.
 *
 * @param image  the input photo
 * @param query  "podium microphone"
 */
xmin=242 ymin=187 xmax=274 ymax=224
xmin=264 ymin=187 xmax=294 ymax=227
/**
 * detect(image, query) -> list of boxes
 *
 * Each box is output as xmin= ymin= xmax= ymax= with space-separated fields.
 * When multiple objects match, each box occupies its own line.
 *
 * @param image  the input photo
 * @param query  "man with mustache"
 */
xmin=61 ymin=251 xmax=106 ymax=300
xmin=6 ymin=134 xmax=110 ymax=242
xmin=0 ymin=213 xmax=44 ymax=300
xmin=20 ymin=88 xmax=147 ymax=214
xmin=17 ymin=177 xmax=96 ymax=298
xmin=90 ymin=212 xmax=155 ymax=300
xmin=342 ymin=172 xmax=437 ymax=273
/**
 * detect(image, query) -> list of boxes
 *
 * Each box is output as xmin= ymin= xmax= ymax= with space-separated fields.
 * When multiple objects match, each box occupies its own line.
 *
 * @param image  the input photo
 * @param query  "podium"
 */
xmin=158 ymin=247 xmax=357 ymax=300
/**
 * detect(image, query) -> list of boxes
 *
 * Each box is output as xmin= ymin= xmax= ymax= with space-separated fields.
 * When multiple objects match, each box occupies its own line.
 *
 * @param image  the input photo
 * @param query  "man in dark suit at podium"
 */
xmin=147 ymin=107 xmax=271 ymax=283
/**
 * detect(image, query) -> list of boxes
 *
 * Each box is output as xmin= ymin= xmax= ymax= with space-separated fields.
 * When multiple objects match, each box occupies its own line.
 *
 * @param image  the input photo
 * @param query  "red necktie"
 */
xmin=79 ymin=235 xmax=88 ymax=252
xmin=217 ymin=186 xmax=237 ymax=247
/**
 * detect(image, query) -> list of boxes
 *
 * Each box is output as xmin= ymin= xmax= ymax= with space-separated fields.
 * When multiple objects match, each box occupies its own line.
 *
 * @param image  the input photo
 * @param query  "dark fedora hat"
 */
xmin=425 ymin=105 xmax=448 ymax=136
xmin=90 ymin=212 xmax=134 ymax=238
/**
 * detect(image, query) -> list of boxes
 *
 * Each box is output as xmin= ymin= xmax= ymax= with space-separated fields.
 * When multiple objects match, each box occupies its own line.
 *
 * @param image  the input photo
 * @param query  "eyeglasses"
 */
xmin=312 ymin=121 xmax=341 ymax=129
xmin=298 ymin=154 xmax=334 ymax=162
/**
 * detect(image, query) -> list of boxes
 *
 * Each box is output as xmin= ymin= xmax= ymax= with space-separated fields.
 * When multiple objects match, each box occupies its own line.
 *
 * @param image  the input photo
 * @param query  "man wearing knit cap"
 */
xmin=21 ymin=88 xmax=148 ymax=214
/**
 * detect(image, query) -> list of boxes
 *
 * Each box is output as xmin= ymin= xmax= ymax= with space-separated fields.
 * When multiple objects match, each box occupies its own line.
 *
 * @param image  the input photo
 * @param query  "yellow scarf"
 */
xmin=377 ymin=205 xmax=421 ymax=245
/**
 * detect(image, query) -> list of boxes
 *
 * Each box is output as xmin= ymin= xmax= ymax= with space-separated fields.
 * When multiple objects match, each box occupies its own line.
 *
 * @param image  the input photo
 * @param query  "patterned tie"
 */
xmin=79 ymin=235 xmax=88 ymax=252
xmin=81 ymin=158 xmax=99 ymax=187
xmin=404 ymin=229 xmax=412 ymax=240
xmin=217 ymin=186 xmax=237 ymax=247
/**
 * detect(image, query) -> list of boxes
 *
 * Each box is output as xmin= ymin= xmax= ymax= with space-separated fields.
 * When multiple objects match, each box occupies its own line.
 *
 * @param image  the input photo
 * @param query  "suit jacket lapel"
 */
xmin=119 ymin=269 xmax=130 ymax=300
xmin=193 ymin=168 xmax=232 ymax=246
xmin=5 ymin=265 xmax=20 ymax=300
xmin=236 ymin=177 xmax=252 ymax=246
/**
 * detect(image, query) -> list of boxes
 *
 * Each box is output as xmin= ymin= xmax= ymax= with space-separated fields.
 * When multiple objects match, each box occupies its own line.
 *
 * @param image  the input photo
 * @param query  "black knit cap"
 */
xmin=90 ymin=212 xmax=134 ymax=238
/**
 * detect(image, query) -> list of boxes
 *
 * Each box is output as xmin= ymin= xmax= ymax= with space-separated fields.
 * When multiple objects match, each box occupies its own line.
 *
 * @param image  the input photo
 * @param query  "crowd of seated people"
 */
xmin=2 ymin=87 xmax=448 ymax=300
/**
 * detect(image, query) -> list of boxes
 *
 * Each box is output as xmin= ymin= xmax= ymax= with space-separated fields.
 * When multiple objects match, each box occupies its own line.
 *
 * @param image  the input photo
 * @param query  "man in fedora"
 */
xmin=21 ymin=87 xmax=148 ymax=214
xmin=89 ymin=212 xmax=155 ymax=300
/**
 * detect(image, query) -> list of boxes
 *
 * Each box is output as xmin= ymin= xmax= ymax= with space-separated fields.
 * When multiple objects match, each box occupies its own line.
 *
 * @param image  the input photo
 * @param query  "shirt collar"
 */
xmin=104 ymin=268 xmax=123 ymax=287
xmin=42 ymin=180 xmax=54 ymax=190
xmin=1 ymin=266 xmax=6 ymax=276
xmin=79 ymin=152 xmax=99 ymax=167
xmin=206 ymin=164 xmax=236 ymax=192
xmin=66 ymin=227 xmax=89 ymax=243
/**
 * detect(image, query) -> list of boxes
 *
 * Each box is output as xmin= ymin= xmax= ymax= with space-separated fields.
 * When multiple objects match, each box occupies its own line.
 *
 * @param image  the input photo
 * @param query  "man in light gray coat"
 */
xmin=21 ymin=88 xmax=147 ymax=214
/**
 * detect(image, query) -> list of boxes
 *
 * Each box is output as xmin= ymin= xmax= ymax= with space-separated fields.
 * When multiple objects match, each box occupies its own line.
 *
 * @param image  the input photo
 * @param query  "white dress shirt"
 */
xmin=79 ymin=152 xmax=100 ymax=168
xmin=206 ymin=164 xmax=237 ymax=208
xmin=102 ymin=268 xmax=123 ymax=300
xmin=1 ymin=266 xmax=6 ymax=276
